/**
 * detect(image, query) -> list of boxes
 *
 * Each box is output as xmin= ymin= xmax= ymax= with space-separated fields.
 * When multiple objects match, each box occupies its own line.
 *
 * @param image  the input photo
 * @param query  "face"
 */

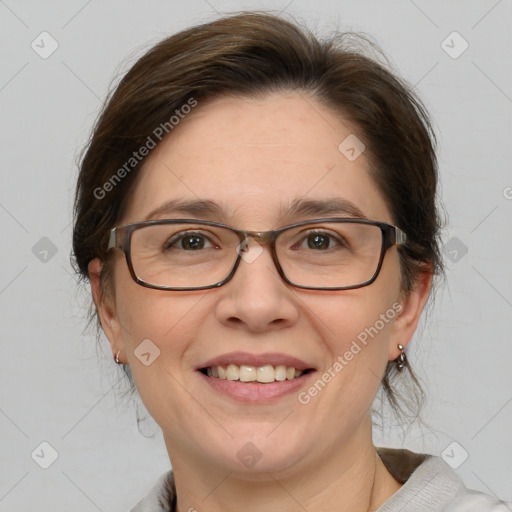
xmin=92 ymin=92 xmax=429 ymax=478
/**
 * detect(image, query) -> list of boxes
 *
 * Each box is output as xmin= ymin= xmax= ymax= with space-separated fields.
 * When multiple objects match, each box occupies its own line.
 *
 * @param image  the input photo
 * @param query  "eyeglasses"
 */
xmin=106 ymin=218 xmax=407 ymax=291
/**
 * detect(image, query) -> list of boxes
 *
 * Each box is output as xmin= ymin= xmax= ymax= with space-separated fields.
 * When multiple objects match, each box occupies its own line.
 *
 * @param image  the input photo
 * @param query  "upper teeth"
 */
xmin=206 ymin=364 xmax=305 ymax=383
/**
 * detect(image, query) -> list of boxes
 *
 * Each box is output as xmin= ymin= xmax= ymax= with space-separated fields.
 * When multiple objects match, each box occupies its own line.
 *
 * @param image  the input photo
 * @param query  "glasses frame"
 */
xmin=107 ymin=218 xmax=407 ymax=291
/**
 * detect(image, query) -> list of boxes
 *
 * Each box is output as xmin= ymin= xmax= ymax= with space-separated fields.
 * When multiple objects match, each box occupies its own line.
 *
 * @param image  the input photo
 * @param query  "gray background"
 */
xmin=1 ymin=0 xmax=511 ymax=510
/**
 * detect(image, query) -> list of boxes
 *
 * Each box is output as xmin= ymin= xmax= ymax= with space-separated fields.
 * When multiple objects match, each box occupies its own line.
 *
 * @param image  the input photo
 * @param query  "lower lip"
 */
xmin=197 ymin=370 xmax=316 ymax=403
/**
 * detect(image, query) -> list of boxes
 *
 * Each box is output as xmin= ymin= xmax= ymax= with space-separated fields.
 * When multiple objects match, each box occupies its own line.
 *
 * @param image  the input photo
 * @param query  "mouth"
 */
xmin=198 ymin=364 xmax=315 ymax=383
xmin=195 ymin=351 xmax=317 ymax=402
xmin=197 ymin=363 xmax=317 ymax=403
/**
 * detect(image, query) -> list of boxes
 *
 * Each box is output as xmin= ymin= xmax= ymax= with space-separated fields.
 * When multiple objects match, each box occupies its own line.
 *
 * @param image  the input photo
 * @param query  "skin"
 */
xmin=89 ymin=92 xmax=431 ymax=512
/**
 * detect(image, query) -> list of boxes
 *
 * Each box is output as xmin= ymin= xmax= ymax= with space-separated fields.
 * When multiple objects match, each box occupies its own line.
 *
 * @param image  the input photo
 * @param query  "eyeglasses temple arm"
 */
xmin=107 ymin=228 xmax=117 ymax=250
xmin=395 ymin=227 xmax=407 ymax=245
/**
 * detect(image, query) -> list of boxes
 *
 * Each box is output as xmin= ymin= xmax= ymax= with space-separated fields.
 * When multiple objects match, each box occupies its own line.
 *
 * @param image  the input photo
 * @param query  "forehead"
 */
xmin=121 ymin=92 xmax=392 ymax=228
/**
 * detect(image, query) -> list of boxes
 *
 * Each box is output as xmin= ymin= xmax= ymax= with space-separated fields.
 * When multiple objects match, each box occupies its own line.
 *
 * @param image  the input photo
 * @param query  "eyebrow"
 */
xmin=144 ymin=199 xmax=226 ymax=221
xmin=282 ymin=197 xmax=367 ymax=220
xmin=143 ymin=197 xmax=367 ymax=222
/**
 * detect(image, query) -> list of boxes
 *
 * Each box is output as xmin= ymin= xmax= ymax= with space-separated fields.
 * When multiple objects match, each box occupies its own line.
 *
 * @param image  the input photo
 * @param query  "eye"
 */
xmin=165 ymin=231 xmax=217 ymax=250
xmin=297 ymin=230 xmax=346 ymax=250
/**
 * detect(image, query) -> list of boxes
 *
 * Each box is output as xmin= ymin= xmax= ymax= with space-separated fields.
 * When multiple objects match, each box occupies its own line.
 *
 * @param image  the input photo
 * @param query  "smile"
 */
xmin=200 ymin=364 xmax=311 ymax=383
xmin=198 ymin=364 xmax=316 ymax=402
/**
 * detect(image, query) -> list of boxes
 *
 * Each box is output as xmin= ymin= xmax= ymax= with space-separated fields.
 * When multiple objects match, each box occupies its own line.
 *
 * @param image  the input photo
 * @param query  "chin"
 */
xmin=207 ymin=429 xmax=312 ymax=478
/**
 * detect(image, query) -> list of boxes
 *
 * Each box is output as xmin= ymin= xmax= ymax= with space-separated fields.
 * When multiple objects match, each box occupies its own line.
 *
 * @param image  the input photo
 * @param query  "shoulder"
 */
xmin=376 ymin=447 xmax=511 ymax=512
xmin=130 ymin=470 xmax=176 ymax=512
xmin=445 ymin=488 xmax=512 ymax=511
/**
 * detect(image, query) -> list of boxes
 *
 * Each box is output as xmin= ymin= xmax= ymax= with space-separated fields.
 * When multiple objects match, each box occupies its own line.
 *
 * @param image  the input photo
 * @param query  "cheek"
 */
xmin=116 ymin=291 xmax=208 ymax=375
xmin=111 ymin=257 xmax=202 ymax=349
xmin=111 ymin=263 xmax=202 ymax=384
xmin=117 ymin=292 xmax=191 ymax=344
xmin=306 ymin=258 xmax=402 ymax=399
xmin=317 ymin=252 xmax=401 ymax=351
xmin=315 ymin=293 xmax=397 ymax=361
xmin=114 ymin=287 xmax=207 ymax=427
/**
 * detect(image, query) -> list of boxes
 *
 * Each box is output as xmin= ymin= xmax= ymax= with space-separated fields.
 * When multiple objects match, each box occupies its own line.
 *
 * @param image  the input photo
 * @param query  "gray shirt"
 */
xmin=131 ymin=447 xmax=511 ymax=511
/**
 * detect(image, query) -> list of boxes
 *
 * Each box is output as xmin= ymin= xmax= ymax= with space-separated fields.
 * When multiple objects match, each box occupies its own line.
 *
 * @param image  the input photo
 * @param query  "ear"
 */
xmin=88 ymin=258 xmax=124 ymax=362
xmin=388 ymin=265 xmax=433 ymax=361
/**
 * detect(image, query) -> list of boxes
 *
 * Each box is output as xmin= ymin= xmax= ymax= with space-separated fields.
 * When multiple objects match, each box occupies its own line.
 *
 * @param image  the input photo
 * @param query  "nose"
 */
xmin=214 ymin=238 xmax=300 ymax=333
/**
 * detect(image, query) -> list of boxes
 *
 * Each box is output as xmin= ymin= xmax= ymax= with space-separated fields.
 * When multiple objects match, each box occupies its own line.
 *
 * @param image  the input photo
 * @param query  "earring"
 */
xmin=114 ymin=350 xmax=122 ymax=365
xmin=395 ymin=344 xmax=407 ymax=371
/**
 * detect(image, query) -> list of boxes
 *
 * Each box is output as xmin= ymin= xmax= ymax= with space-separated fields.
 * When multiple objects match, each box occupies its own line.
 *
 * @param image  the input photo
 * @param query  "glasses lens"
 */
xmin=130 ymin=223 xmax=240 ymax=289
xmin=276 ymin=222 xmax=383 ymax=288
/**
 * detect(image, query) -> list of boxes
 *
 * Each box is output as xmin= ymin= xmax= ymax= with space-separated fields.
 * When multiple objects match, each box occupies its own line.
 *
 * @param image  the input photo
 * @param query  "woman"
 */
xmin=72 ymin=12 xmax=510 ymax=512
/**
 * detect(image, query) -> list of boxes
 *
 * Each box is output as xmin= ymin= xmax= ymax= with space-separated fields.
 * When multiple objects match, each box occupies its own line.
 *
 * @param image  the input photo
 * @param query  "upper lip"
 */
xmin=196 ymin=351 xmax=316 ymax=371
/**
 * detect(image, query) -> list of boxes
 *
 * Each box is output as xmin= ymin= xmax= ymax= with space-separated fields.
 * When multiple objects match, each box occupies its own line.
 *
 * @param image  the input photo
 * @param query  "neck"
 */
xmin=167 ymin=424 xmax=402 ymax=512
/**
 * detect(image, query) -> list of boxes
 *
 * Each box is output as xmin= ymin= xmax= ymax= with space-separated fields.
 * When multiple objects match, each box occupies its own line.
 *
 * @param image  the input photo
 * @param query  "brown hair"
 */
xmin=72 ymin=11 xmax=444 ymax=425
